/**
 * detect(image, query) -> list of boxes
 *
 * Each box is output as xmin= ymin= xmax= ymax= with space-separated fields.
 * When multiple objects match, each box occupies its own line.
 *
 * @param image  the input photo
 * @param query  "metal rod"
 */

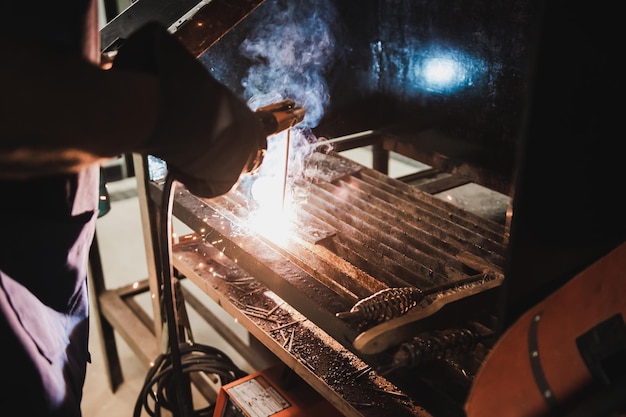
xmin=281 ymin=128 xmax=291 ymax=212
xmin=309 ymin=130 xmax=376 ymax=148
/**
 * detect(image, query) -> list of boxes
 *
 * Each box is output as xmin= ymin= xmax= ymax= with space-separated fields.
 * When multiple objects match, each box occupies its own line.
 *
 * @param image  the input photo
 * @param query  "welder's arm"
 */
xmin=111 ymin=22 xmax=267 ymax=198
xmin=0 ymin=37 xmax=160 ymax=177
xmin=0 ymin=22 xmax=266 ymax=198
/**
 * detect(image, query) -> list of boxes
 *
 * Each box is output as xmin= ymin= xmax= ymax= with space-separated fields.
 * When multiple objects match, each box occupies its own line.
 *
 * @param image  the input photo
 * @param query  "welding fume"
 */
xmin=111 ymin=22 xmax=304 ymax=200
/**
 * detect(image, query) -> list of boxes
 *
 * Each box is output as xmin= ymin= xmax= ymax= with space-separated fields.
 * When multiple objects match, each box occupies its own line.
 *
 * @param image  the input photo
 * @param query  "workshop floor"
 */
xmin=82 ymin=176 xmax=269 ymax=417
xmin=81 ymin=148 xmax=510 ymax=417
xmin=82 ymin=176 xmax=154 ymax=417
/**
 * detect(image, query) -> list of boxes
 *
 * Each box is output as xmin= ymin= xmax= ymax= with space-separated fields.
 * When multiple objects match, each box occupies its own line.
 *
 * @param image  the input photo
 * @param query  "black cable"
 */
xmin=159 ymin=174 xmax=192 ymax=416
xmin=134 ymin=172 xmax=247 ymax=417
xmin=133 ymin=343 xmax=248 ymax=417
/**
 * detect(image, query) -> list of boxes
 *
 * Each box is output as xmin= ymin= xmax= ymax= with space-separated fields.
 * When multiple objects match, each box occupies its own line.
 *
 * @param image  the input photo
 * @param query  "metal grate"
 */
xmin=163 ymin=151 xmax=507 ymax=345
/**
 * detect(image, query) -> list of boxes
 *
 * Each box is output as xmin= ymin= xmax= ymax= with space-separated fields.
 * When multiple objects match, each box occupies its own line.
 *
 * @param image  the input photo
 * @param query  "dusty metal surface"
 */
xmin=172 ymin=240 xmax=432 ymax=417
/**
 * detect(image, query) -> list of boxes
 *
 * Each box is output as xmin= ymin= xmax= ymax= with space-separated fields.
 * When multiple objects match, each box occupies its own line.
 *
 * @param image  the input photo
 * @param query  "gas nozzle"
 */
xmin=243 ymin=99 xmax=306 ymax=175
xmin=255 ymin=99 xmax=306 ymax=136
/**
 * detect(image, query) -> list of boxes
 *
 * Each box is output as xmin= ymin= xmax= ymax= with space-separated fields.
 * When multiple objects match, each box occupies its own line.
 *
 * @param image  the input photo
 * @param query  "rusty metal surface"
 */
xmin=100 ymin=0 xmax=266 ymax=56
xmin=157 ymin=151 xmax=507 ymax=341
xmin=153 ymin=150 xmax=508 ymax=415
xmin=172 ymin=241 xmax=433 ymax=417
xmin=173 ymin=0 xmax=267 ymax=58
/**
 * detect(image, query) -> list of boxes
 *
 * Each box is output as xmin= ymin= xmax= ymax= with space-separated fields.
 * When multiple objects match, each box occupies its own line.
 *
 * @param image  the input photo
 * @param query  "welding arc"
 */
xmin=253 ymin=98 xmax=305 ymax=212
xmin=335 ymin=272 xmax=490 ymax=323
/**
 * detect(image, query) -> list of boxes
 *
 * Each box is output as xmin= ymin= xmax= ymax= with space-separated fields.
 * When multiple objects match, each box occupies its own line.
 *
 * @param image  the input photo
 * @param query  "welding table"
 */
xmin=92 ymin=148 xmax=508 ymax=417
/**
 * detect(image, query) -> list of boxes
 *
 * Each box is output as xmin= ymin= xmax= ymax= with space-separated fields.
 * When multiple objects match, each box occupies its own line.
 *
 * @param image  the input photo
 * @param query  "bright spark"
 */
xmin=248 ymin=176 xmax=296 ymax=245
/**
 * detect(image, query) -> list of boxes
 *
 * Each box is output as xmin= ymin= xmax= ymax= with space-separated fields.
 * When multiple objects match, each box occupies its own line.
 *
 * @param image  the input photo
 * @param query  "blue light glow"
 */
xmin=414 ymin=48 xmax=480 ymax=94
xmin=422 ymin=57 xmax=466 ymax=88
xmin=369 ymin=41 xmax=487 ymax=97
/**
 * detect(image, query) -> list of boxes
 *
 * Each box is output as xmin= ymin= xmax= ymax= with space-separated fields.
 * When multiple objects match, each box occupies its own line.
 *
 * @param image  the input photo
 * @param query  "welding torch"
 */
xmin=241 ymin=99 xmax=305 ymax=176
xmin=254 ymin=99 xmax=305 ymax=210
xmin=255 ymin=99 xmax=306 ymax=137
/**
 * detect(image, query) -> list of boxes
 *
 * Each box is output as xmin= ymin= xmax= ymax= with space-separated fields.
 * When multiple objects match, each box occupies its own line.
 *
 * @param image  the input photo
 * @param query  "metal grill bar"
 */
xmin=298 ymin=178 xmax=473 ymax=281
xmin=353 ymin=172 xmax=506 ymax=256
xmin=163 ymin=151 xmax=507 ymax=345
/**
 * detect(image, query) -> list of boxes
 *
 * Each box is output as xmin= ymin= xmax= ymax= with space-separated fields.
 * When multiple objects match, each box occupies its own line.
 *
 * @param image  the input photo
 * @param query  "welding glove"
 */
xmin=111 ymin=22 xmax=266 ymax=198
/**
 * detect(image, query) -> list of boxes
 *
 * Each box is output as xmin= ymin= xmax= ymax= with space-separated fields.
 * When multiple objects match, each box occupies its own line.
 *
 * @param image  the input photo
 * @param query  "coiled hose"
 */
xmin=133 ymin=173 xmax=247 ymax=417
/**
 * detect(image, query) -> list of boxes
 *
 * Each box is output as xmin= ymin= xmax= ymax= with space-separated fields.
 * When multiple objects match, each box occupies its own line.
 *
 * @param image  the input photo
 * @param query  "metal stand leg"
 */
xmin=88 ymin=229 xmax=124 ymax=392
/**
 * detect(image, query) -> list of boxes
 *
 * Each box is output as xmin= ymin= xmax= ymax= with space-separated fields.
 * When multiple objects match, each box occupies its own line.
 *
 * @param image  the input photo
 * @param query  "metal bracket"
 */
xmin=528 ymin=312 xmax=560 ymax=410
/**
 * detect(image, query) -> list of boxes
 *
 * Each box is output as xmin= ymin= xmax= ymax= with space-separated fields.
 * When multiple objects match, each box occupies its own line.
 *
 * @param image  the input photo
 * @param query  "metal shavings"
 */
xmin=350 ymin=401 xmax=377 ymax=408
xmin=281 ymin=330 xmax=290 ymax=348
xmin=269 ymin=319 xmax=306 ymax=333
xmin=228 ymin=297 xmax=280 ymax=322
xmin=228 ymin=296 xmax=246 ymax=308
xmin=294 ymin=352 xmax=316 ymax=372
xmin=285 ymin=328 xmax=295 ymax=352
xmin=266 ymin=301 xmax=284 ymax=317
xmin=347 ymin=365 xmax=372 ymax=380
xmin=368 ymin=387 xmax=411 ymax=399
xmin=226 ymin=282 xmax=262 ymax=296
xmin=242 ymin=310 xmax=279 ymax=322
xmin=243 ymin=304 xmax=270 ymax=315
xmin=228 ymin=276 xmax=255 ymax=282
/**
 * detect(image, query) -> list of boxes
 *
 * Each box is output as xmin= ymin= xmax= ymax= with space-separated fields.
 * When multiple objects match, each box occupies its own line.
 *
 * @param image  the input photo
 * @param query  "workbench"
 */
xmin=92 ymin=152 xmax=447 ymax=417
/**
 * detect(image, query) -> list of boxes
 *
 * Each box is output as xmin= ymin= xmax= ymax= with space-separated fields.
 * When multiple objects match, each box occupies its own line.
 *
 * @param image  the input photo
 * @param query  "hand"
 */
xmin=111 ymin=22 xmax=267 ymax=198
